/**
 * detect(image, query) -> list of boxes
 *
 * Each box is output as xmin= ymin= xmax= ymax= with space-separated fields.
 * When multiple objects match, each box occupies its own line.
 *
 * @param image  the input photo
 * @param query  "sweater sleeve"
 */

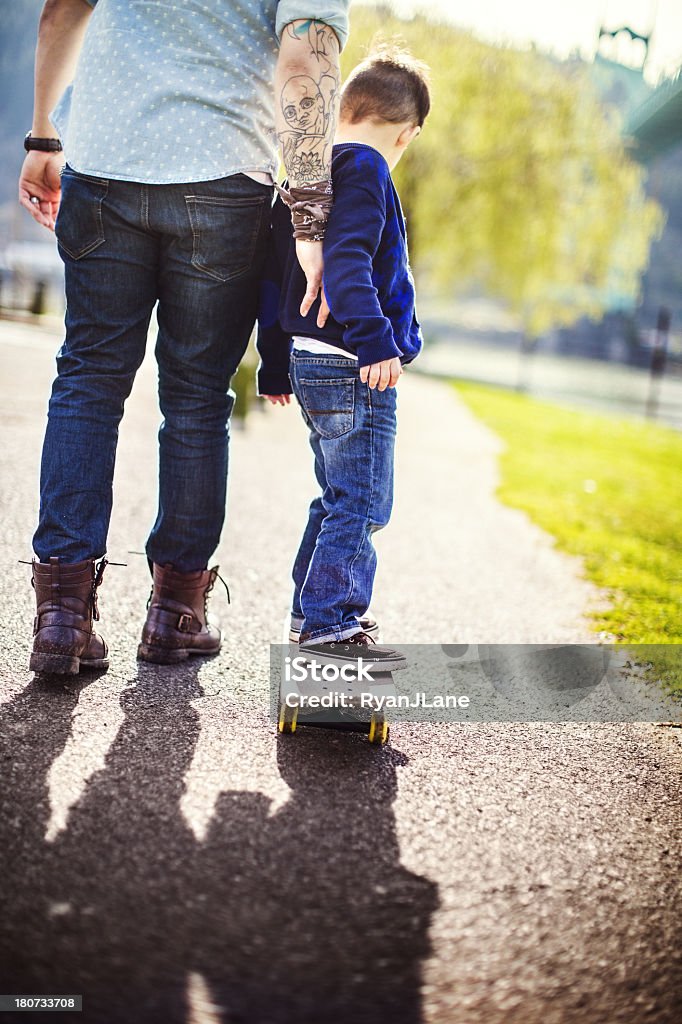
xmin=256 ymin=202 xmax=294 ymax=396
xmin=322 ymin=160 xmax=403 ymax=367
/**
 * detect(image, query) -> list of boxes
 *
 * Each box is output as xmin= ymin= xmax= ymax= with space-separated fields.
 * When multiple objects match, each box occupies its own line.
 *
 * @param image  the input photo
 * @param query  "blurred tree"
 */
xmin=343 ymin=5 xmax=663 ymax=337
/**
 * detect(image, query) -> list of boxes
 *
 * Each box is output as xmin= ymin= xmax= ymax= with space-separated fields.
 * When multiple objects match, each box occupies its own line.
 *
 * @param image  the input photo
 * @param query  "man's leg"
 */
xmin=138 ymin=174 xmax=272 ymax=662
xmin=147 ymin=174 xmax=272 ymax=570
xmin=289 ymin=353 xmax=397 ymax=643
xmin=30 ymin=169 xmax=158 ymax=675
xmin=34 ymin=169 xmax=157 ymax=561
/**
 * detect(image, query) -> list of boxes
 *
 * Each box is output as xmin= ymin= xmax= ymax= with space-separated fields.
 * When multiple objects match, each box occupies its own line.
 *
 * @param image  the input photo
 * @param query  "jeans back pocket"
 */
xmin=55 ymin=169 xmax=109 ymax=260
xmin=185 ymin=194 xmax=269 ymax=283
xmin=299 ymin=377 xmax=356 ymax=439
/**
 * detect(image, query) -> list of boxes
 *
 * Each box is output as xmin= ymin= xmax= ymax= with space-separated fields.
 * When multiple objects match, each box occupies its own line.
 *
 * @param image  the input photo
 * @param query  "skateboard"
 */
xmin=276 ymin=649 xmax=397 ymax=745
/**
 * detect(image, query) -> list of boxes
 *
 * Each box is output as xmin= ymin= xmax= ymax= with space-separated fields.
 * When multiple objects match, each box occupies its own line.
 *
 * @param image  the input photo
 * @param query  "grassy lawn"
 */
xmin=453 ymin=381 xmax=682 ymax=698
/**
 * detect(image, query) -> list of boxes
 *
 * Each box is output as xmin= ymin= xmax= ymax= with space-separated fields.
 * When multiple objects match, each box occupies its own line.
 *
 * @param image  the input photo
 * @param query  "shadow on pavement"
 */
xmin=0 ymin=663 xmax=438 ymax=1023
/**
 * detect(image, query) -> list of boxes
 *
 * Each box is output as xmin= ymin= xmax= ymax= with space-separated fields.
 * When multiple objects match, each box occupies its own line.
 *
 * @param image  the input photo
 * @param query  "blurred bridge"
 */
xmin=627 ymin=67 xmax=682 ymax=160
xmin=593 ymin=23 xmax=682 ymax=161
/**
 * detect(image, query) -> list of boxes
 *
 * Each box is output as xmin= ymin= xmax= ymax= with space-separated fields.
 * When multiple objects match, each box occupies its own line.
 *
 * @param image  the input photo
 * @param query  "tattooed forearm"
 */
xmin=276 ymin=20 xmax=340 ymax=187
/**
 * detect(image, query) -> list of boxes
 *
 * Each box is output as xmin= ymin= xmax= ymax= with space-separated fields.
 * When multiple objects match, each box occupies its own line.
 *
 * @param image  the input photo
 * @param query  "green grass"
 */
xmin=453 ymin=381 xmax=682 ymax=697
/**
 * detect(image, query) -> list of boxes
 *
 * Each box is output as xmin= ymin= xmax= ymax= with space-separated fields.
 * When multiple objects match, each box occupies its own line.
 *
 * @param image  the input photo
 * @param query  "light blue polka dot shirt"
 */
xmin=51 ymin=0 xmax=349 ymax=184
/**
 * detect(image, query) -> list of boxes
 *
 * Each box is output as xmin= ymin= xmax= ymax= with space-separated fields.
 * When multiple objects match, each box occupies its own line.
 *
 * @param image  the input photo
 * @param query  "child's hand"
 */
xmin=262 ymin=394 xmax=291 ymax=406
xmin=360 ymin=357 xmax=402 ymax=390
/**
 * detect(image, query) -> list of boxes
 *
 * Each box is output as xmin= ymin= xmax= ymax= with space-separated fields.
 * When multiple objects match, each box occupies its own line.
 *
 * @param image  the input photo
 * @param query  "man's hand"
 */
xmin=296 ymin=239 xmax=320 ymax=319
xmin=317 ymin=283 xmax=331 ymax=328
xmin=263 ymin=394 xmax=292 ymax=406
xmin=18 ymin=150 xmax=64 ymax=231
xmin=294 ymin=240 xmax=332 ymax=326
xmin=360 ymin=357 xmax=402 ymax=391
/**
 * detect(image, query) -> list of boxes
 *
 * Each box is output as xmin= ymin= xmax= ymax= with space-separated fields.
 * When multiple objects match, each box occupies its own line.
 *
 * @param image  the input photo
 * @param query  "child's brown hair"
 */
xmin=340 ymin=44 xmax=431 ymax=128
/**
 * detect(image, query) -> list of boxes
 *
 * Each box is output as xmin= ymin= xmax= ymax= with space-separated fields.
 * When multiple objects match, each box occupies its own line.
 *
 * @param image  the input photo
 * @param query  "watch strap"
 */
xmin=24 ymin=132 xmax=63 ymax=153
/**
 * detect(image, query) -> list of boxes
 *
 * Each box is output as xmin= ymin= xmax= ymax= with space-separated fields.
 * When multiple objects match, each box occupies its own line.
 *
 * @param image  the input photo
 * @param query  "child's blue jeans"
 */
xmin=289 ymin=350 xmax=397 ymax=642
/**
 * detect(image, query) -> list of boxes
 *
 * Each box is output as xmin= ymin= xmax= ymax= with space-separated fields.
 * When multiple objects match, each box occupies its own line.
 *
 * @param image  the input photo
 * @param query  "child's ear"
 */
xmin=397 ymin=124 xmax=421 ymax=149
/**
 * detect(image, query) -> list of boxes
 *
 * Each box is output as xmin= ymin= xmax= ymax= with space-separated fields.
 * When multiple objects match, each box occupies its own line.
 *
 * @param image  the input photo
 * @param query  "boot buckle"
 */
xmin=33 ymin=615 xmax=40 ymax=636
xmin=177 ymin=613 xmax=194 ymax=633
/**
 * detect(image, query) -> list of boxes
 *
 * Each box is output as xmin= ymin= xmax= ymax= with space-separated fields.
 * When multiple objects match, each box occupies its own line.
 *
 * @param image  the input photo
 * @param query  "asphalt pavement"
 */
xmin=0 ymin=317 xmax=680 ymax=1024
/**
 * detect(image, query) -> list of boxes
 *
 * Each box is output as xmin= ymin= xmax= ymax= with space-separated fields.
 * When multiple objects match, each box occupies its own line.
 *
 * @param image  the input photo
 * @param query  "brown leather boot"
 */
xmin=137 ymin=563 xmax=223 ymax=664
xmin=30 ymin=557 xmax=109 ymax=676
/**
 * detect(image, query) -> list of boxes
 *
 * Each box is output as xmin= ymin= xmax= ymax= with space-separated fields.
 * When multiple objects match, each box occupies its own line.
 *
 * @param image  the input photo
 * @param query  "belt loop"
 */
xmin=141 ymin=183 xmax=150 ymax=232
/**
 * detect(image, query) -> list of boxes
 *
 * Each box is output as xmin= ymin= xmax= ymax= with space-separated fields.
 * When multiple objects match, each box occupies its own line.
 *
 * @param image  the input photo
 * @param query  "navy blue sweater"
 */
xmin=257 ymin=142 xmax=422 ymax=395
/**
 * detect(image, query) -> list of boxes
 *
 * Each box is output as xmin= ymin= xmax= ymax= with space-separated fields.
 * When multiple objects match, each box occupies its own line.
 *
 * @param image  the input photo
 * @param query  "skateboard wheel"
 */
xmin=368 ymin=714 xmax=389 ymax=745
xmin=278 ymin=701 xmax=298 ymax=734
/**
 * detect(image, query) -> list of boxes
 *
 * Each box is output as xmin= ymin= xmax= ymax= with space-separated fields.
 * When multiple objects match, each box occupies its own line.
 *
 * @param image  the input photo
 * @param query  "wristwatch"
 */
xmin=24 ymin=132 xmax=63 ymax=153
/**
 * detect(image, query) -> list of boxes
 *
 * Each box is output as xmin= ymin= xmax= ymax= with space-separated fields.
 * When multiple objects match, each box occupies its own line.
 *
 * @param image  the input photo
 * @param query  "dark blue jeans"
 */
xmin=289 ymin=351 xmax=397 ymax=642
xmin=34 ymin=167 xmax=272 ymax=570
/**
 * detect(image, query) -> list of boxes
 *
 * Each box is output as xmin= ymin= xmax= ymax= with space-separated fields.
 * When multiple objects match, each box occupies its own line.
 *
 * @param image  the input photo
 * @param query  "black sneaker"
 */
xmin=289 ymin=615 xmax=378 ymax=643
xmin=299 ymin=631 xmax=407 ymax=672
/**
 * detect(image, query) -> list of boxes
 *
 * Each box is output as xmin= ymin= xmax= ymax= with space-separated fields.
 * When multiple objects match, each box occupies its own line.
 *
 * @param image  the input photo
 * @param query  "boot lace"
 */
xmin=91 ymin=557 xmax=108 ymax=621
xmin=205 ymin=568 xmax=231 ymax=618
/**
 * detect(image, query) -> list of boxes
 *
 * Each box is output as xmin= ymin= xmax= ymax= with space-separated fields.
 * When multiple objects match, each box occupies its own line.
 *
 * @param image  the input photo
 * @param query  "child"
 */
xmin=257 ymin=47 xmax=430 ymax=668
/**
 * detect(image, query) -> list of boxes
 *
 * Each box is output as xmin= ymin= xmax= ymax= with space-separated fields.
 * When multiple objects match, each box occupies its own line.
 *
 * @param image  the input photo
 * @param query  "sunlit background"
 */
xmin=1 ymin=0 xmax=681 ymax=428
xmin=384 ymin=0 xmax=682 ymax=81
